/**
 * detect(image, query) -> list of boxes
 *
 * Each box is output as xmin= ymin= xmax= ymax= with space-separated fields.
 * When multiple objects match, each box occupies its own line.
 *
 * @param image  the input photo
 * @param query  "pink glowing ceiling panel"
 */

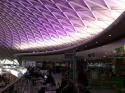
xmin=0 ymin=0 xmax=125 ymax=54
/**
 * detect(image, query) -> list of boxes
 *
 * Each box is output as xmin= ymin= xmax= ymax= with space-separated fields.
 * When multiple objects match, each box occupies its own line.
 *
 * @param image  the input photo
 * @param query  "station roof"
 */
xmin=0 ymin=0 xmax=125 ymax=58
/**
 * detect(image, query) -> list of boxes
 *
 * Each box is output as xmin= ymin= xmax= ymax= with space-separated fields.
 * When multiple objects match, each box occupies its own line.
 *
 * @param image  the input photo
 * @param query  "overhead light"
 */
xmin=108 ymin=34 xmax=112 ymax=37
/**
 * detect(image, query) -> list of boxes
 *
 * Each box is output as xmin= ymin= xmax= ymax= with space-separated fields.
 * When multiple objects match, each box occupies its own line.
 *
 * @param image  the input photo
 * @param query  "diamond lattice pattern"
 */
xmin=0 ymin=0 xmax=125 ymax=53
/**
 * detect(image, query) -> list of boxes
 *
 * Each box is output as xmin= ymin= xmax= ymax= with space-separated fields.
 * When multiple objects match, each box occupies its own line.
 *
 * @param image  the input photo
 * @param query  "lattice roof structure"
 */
xmin=0 ymin=0 xmax=125 ymax=58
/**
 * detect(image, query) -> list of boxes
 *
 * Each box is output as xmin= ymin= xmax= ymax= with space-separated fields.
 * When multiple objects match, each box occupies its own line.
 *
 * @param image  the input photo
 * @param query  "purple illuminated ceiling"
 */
xmin=0 ymin=0 xmax=125 ymax=56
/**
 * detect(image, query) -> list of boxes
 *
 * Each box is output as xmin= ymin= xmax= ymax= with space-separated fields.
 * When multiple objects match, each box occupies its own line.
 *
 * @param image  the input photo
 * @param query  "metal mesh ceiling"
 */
xmin=0 ymin=0 xmax=125 ymax=56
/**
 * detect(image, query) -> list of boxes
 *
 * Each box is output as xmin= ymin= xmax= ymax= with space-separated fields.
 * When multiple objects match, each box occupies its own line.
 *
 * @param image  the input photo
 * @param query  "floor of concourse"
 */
xmin=23 ymin=73 xmax=116 ymax=93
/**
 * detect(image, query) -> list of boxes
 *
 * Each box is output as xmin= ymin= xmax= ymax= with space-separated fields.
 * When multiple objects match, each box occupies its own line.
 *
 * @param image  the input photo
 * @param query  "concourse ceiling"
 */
xmin=0 ymin=0 xmax=125 ymax=58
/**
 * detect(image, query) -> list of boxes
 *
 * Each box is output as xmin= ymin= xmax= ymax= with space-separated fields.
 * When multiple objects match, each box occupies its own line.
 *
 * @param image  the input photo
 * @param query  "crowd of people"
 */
xmin=24 ymin=66 xmax=91 ymax=93
xmin=56 ymin=70 xmax=91 ymax=93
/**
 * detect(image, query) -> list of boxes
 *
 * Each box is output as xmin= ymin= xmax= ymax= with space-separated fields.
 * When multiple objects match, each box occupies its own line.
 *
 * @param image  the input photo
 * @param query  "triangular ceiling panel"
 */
xmin=69 ymin=0 xmax=88 ymax=8
xmin=70 ymin=2 xmax=89 ymax=11
xmin=85 ymin=0 xmax=108 ymax=10
xmin=77 ymin=11 xmax=95 ymax=20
